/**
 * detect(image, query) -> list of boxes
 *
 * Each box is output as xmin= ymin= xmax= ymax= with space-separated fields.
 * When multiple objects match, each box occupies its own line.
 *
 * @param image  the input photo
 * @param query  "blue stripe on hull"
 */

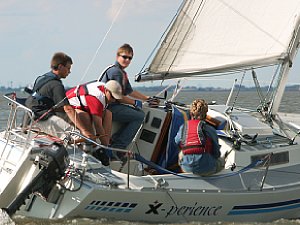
xmin=84 ymin=200 xmax=138 ymax=213
xmin=229 ymin=198 xmax=300 ymax=215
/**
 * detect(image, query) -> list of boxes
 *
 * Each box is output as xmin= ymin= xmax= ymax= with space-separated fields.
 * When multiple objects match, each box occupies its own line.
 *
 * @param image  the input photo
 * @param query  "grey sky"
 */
xmin=1 ymin=0 xmax=300 ymax=89
xmin=0 ymin=0 xmax=182 ymax=88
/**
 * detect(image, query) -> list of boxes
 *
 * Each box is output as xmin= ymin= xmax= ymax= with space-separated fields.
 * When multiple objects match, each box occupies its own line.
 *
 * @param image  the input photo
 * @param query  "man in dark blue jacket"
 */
xmin=99 ymin=44 xmax=155 ymax=157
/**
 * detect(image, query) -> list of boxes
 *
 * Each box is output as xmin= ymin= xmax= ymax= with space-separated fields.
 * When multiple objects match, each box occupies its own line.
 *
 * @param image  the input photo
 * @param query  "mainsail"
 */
xmin=138 ymin=0 xmax=300 ymax=81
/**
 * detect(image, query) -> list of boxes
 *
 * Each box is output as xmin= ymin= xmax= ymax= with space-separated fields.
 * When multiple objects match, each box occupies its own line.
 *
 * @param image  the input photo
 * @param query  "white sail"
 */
xmin=141 ymin=0 xmax=300 ymax=81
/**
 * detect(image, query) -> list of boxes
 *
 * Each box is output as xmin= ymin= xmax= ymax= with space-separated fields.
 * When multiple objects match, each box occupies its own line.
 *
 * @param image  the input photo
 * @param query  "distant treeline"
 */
xmin=134 ymin=85 xmax=300 ymax=92
xmin=1 ymin=85 xmax=299 ymax=93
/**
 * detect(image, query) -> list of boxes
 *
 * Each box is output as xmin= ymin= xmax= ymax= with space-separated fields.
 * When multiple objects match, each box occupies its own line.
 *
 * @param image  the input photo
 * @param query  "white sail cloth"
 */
xmin=146 ymin=0 xmax=300 ymax=80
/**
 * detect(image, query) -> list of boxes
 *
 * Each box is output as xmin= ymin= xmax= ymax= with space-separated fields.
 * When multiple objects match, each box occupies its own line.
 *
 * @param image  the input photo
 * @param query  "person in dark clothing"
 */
xmin=99 ymin=44 xmax=158 ymax=154
xmin=175 ymin=99 xmax=224 ymax=175
xmin=25 ymin=52 xmax=92 ymax=139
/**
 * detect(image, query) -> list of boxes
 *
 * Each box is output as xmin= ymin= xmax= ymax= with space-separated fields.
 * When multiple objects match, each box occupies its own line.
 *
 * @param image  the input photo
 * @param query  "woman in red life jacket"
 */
xmin=175 ymin=99 xmax=224 ymax=175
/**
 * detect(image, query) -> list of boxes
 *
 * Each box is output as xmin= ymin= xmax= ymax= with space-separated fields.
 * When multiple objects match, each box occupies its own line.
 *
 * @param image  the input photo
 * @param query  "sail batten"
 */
xmin=141 ymin=0 xmax=300 ymax=81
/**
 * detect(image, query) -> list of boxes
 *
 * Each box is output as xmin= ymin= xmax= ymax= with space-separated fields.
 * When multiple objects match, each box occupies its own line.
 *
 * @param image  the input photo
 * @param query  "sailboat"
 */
xmin=1 ymin=0 xmax=300 ymax=223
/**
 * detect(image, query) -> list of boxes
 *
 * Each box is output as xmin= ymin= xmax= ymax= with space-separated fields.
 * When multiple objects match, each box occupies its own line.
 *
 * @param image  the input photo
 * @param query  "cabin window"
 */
xmin=151 ymin=117 xmax=162 ymax=129
xmin=140 ymin=129 xmax=156 ymax=143
xmin=251 ymin=151 xmax=289 ymax=166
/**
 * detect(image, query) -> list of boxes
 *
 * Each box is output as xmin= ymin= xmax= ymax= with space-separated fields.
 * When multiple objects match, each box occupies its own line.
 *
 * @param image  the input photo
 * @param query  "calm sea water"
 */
xmin=1 ymin=90 xmax=300 ymax=225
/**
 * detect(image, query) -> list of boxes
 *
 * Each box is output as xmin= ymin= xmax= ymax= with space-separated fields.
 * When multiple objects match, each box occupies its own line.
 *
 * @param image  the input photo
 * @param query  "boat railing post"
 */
xmin=1 ymin=94 xmax=35 ymax=168
xmin=5 ymin=93 xmax=17 ymax=139
xmin=260 ymin=153 xmax=272 ymax=191
xmin=127 ymin=152 xmax=130 ymax=189
xmin=125 ymin=116 xmax=146 ymax=187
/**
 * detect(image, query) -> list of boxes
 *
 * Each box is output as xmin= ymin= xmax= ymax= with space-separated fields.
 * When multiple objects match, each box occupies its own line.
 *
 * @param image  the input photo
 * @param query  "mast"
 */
xmin=270 ymin=19 xmax=300 ymax=115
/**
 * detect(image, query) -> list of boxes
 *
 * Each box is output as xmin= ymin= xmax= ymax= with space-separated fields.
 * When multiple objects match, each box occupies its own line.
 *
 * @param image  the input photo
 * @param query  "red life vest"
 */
xmin=180 ymin=120 xmax=213 ymax=155
xmin=66 ymin=81 xmax=106 ymax=112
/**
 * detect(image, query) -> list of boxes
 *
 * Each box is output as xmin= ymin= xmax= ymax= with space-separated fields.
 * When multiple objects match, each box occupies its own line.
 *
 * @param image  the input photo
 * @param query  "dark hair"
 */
xmin=51 ymin=52 xmax=73 ymax=70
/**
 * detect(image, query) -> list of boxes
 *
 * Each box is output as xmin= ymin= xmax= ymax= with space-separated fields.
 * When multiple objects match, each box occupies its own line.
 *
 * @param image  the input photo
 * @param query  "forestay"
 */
xmin=139 ymin=0 xmax=300 ymax=81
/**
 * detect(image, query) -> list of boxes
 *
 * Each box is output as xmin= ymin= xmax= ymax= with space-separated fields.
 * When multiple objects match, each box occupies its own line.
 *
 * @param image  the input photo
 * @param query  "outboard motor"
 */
xmin=3 ymin=143 xmax=69 ymax=216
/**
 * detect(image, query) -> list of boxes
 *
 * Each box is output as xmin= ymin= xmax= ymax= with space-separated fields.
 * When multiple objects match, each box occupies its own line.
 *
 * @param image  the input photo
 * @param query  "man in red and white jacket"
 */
xmin=66 ymin=80 xmax=122 ymax=147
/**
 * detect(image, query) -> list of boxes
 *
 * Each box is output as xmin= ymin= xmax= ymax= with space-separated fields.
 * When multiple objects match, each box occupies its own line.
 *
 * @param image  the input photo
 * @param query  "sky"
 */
xmin=1 ymin=0 xmax=300 ymax=89
xmin=0 ymin=0 xmax=182 ymax=88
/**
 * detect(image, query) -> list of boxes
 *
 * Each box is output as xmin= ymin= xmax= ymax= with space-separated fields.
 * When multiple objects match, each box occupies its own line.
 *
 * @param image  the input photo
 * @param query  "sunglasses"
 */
xmin=119 ymin=55 xmax=133 ymax=60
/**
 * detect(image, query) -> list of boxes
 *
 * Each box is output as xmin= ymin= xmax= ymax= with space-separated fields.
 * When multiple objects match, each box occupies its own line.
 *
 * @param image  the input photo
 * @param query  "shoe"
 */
xmin=92 ymin=147 xmax=110 ymax=166
xmin=116 ymin=152 xmax=127 ymax=162
xmin=111 ymin=151 xmax=127 ymax=162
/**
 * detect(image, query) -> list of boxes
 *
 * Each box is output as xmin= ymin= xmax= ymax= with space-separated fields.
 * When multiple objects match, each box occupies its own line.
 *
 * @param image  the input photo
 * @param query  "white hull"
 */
xmin=1 ymin=95 xmax=300 ymax=223
xmin=4 ymin=144 xmax=300 ymax=223
xmin=2 ymin=0 xmax=300 ymax=223
xmin=18 ymin=182 xmax=300 ymax=222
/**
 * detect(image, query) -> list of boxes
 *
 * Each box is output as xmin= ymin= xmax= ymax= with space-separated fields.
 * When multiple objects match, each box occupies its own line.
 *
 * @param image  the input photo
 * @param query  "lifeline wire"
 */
xmin=78 ymin=0 xmax=127 ymax=83
xmin=139 ymin=0 xmax=185 ymax=73
xmin=32 ymin=0 xmax=127 ymax=124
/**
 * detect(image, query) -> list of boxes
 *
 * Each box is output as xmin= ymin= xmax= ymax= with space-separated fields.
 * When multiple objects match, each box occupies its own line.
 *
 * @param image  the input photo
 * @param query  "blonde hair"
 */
xmin=190 ymin=99 xmax=208 ymax=120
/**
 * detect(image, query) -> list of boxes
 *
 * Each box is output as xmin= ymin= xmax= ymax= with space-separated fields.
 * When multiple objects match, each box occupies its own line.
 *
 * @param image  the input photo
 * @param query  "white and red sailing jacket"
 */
xmin=66 ymin=81 xmax=106 ymax=117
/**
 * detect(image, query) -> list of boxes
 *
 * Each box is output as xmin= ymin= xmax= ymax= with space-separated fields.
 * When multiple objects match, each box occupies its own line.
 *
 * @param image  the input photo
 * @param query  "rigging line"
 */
xmin=217 ymin=0 xmax=286 ymax=48
xmin=266 ymin=64 xmax=281 ymax=106
xmin=158 ymin=1 xmax=196 ymax=75
xmin=79 ymin=0 xmax=127 ymax=83
xmin=155 ymin=82 xmax=174 ymax=97
xmin=252 ymin=69 xmax=265 ymax=107
xmin=169 ymin=79 xmax=185 ymax=102
xmin=263 ymin=64 xmax=281 ymax=106
xmin=135 ymin=153 xmax=265 ymax=179
xmin=139 ymin=0 xmax=185 ymax=73
xmin=166 ymin=0 xmax=205 ymax=75
xmin=265 ymin=169 xmax=300 ymax=176
xmin=31 ymin=1 xmax=127 ymax=124
xmin=166 ymin=191 xmax=188 ymax=222
xmin=267 ymin=64 xmax=280 ymax=93
xmin=233 ymin=164 xmax=300 ymax=176
xmin=267 ymin=63 xmax=287 ymax=115
xmin=231 ymin=70 xmax=246 ymax=110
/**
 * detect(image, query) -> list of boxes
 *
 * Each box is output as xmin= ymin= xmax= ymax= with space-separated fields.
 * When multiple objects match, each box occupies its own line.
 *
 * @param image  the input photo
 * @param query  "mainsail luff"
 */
xmin=138 ymin=0 xmax=300 ymax=82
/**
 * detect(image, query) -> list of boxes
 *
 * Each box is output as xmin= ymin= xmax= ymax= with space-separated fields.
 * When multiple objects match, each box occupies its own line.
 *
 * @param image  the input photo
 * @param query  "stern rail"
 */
xmin=1 ymin=93 xmax=35 ymax=168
